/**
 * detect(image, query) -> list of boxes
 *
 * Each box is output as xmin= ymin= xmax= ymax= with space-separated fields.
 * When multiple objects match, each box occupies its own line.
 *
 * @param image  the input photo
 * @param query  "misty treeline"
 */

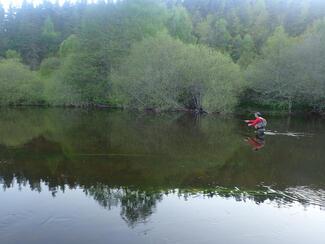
xmin=1 ymin=0 xmax=325 ymax=113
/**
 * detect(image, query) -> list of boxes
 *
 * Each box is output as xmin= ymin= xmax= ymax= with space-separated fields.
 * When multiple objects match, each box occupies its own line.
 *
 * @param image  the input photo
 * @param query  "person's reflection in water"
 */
xmin=245 ymin=133 xmax=265 ymax=151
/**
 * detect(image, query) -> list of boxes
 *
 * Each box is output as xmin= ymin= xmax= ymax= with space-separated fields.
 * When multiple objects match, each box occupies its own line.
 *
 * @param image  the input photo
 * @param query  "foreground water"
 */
xmin=0 ymin=108 xmax=324 ymax=244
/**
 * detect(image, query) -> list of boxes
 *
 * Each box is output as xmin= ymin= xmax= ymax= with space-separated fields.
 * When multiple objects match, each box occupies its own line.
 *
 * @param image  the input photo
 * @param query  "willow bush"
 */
xmin=0 ymin=59 xmax=43 ymax=105
xmin=246 ymin=24 xmax=325 ymax=112
xmin=112 ymin=33 xmax=244 ymax=113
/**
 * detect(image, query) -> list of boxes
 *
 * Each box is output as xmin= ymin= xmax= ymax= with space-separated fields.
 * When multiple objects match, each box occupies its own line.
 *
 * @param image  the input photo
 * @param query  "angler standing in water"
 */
xmin=244 ymin=112 xmax=267 ymax=136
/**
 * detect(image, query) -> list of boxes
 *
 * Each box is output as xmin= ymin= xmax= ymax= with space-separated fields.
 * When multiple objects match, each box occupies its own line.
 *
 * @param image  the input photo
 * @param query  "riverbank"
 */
xmin=1 ymin=103 xmax=325 ymax=118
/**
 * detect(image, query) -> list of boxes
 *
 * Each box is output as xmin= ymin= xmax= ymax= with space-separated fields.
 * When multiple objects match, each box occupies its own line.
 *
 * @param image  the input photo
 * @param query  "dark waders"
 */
xmin=256 ymin=127 xmax=266 ymax=137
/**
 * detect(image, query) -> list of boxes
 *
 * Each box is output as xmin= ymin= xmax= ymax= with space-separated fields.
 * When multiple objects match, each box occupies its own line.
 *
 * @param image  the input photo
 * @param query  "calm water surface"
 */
xmin=0 ymin=108 xmax=324 ymax=244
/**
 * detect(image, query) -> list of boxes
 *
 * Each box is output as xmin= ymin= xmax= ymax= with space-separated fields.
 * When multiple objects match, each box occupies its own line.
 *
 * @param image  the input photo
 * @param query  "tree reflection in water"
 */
xmin=85 ymin=185 xmax=163 ymax=227
xmin=0 ymin=108 xmax=325 ymax=226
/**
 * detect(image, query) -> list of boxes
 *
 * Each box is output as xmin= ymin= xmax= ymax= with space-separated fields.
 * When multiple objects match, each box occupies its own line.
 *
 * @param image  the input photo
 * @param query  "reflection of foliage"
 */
xmin=85 ymin=185 xmax=163 ymax=227
xmin=0 ymin=109 xmax=45 ymax=146
xmin=120 ymin=188 xmax=162 ymax=227
xmin=0 ymin=109 xmax=325 ymax=223
xmin=0 ymin=110 xmax=325 ymax=189
xmin=0 ymin=109 xmax=245 ymax=188
xmin=178 ymin=186 xmax=323 ymax=207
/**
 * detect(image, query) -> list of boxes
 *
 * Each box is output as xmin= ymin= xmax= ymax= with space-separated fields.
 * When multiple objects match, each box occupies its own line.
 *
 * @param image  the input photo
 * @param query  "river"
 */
xmin=0 ymin=108 xmax=324 ymax=244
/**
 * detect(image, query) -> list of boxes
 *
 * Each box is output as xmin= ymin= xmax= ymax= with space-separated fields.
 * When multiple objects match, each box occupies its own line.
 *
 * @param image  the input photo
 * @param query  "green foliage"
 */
xmin=83 ymin=0 xmax=168 ymax=65
xmin=42 ymin=16 xmax=59 ymax=40
xmin=58 ymin=53 xmax=109 ymax=104
xmin=0 ymin=59 xmax=43 ymax=105
xmin=5 ymin=49 xmax=22 ymax=60
xmin=246 ymin=27 xmax=297 ymax=111
xmin=112 ymin=33 xmax=185 ymax=110
xmin=43 ymin=75 xmax=83 ymax=106
xmin=51 ymin=0 xmax=169 ymax=106
xmin=261 ymin=26 xmax=293 ymax=58
xmin=248 ymin=0 xmax=270 ymax=49
xmin=40 ymin=57 xmax=60 ymax=77
xmin=41 ymin=16 xmax=60 ymax=55
xmin=0 ymin=0 xmax=324 ymax=111
xmin=195 ymin=16 xmax=232 ymax=52
xmin=59 ymin=34 xmax=80 ymax=58
xmin=237 ymin=34 xmax=256 ymax=68
xmin=0 ymin=4 xmax=5 ymax=56
xmin=166 ymin=6 xmax=195 ymax=43
xmin=211 ymin=19 xmax=232 ymax=51
xmin=246 ymin=23 xmax=325 ymax=112
xmin=194 ymin=17 xmax=210 ymax=43
xmin=112 ymin=33 xmax=243 ymax=112
xmin=290 ymin=20 xmax=325 ymax=111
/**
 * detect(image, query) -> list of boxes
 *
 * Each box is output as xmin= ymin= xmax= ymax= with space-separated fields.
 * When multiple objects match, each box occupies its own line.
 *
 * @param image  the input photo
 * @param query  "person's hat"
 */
xmin=255 ymin=112 xmax=262 ymax=117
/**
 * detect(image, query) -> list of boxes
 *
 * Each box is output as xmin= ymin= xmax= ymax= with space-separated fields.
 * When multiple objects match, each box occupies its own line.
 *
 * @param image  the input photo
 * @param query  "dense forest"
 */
xmin=1 ymin=0 xmax=325 ymax=113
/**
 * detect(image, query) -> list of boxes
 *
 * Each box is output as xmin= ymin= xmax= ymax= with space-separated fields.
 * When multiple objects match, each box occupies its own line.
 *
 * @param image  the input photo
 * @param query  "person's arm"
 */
xmin=244 ymin=119 xmax=255 ymax=123
xmin=248 ymin=118 xmax=262 ymax=127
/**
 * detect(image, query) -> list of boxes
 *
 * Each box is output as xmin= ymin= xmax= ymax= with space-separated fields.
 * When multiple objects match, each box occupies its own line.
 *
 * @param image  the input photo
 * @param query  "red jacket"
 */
xmin=248 ymin=117 xmax=264 ymax=128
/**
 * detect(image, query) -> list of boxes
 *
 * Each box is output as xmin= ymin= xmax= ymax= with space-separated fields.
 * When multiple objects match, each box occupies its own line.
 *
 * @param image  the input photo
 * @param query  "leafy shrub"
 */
xmin=112 ymin=33 xmax=244 ymax=112
xmin=0 ymin=59 xmax=43 ymax=105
